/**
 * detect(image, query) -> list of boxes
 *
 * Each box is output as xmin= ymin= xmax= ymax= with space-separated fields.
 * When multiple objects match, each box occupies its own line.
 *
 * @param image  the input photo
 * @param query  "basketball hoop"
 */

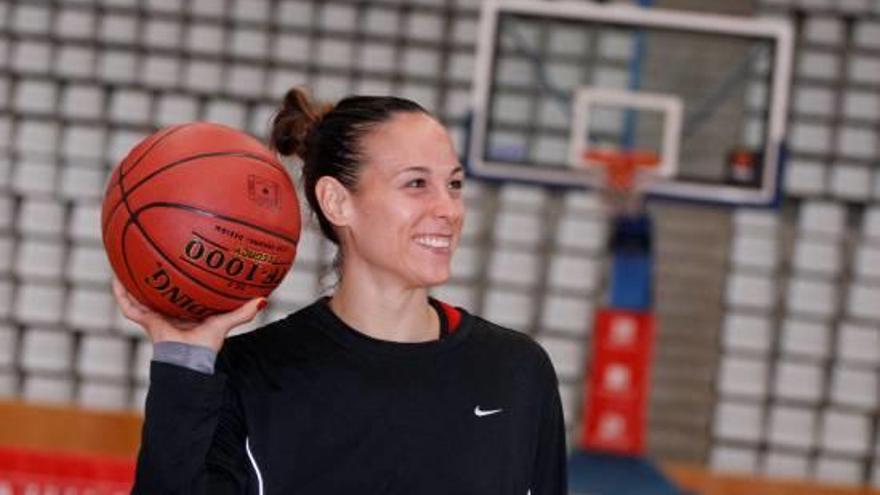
xmin=580 ymin=148 xmax=661 ymax=216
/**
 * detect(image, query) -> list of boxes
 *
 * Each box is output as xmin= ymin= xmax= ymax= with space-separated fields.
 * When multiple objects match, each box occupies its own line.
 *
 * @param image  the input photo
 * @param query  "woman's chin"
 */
xmin=411 ymin=267 xmax=452 ymax=289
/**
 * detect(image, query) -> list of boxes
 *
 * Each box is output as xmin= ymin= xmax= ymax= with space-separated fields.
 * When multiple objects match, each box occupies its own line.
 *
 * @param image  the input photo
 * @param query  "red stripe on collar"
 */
xmin=436 ymin=300 xmax=462 ymax=334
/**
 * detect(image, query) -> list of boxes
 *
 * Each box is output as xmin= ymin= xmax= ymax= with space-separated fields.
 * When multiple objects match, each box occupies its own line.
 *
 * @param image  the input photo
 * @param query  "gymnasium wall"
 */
xmin=709 ymin=0 xmax=880 ymax=486
xmin=0 ymin=0 xmax=878 ymax=488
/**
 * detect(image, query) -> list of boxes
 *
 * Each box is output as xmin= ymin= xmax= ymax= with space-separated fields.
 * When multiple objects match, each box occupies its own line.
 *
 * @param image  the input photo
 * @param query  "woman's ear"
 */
xmin=315 ymin=176 xmax=353 ymax=227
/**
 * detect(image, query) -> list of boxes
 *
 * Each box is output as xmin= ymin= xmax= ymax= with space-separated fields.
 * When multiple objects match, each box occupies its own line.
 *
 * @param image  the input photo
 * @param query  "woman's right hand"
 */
xmin=111 ymin=277 xmax=266 ymax=353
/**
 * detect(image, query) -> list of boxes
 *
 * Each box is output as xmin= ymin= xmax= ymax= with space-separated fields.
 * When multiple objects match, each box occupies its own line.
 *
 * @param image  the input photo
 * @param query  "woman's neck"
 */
xmin=328 ymin=273 xmax=439 ymax=343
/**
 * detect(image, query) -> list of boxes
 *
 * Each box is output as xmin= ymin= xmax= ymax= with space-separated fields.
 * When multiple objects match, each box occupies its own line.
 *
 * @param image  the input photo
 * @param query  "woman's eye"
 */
xmin=406 ymin=178 xmax=427 ymax=188
xmin=449 ymin=179 xmax=464 ymax=190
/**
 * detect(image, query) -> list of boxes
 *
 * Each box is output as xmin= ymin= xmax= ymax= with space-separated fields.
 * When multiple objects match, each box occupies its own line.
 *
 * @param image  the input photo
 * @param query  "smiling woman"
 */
xmin=117 ymin=87 xmax=567 ymax=494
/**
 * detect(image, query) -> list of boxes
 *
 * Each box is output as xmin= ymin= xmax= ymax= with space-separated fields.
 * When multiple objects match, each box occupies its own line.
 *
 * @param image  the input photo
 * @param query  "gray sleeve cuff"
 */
xmin=153 ymin=341 xmax=218 ymax=375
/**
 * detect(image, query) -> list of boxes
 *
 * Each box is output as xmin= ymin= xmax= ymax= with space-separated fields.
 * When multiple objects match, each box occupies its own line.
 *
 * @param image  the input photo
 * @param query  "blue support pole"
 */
xmin=621 ymin=0 xmax=654 ymax=150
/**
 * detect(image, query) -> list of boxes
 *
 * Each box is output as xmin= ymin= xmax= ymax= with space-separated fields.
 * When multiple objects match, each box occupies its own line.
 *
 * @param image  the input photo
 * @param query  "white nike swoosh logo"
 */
xmin=474 ymin=406 xmax=503 ymax=417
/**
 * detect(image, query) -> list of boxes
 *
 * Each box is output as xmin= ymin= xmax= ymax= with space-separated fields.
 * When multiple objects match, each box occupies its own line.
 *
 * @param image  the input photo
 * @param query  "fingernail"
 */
xmin=257 ymin=299 xmax=268 ymax=311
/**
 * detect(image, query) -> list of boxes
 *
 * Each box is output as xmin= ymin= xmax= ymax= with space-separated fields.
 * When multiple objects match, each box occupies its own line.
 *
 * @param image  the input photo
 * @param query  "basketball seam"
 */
xmin=120 ymin=216 xmax=253 ymax=305
xmin=117 ymin=141 xmax=255 ymax=310
xmin=193 ymin=230 xmax=290 ymax=267
xmin=119 ymin=213 xmax=157 ymax=311
xmin=110 ymin=125 xmax=297 ymax=315
xmin=181 ymin=232 xmax=279 ymax=287
xmin=134 ymin=202 xmax=299 ymax=246
xmin=103 ymin=150 xmax=289 ymax=236
xmin=113 ymin=125 xmax=193 ymax=308
xmin=177 ymin=255 xmax=279 ymax=291
xmin=119 ymin=201 xmax=296 ymax=303
xmin=102 ymin=124 xmax=191 ymax=234
xmin=120 ymin=123 xmax=192 ymax=179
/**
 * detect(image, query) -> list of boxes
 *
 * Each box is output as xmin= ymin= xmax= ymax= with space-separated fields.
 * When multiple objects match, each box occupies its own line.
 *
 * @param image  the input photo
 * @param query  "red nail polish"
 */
xmin=257 ymin=299 xmax=268 ymax=311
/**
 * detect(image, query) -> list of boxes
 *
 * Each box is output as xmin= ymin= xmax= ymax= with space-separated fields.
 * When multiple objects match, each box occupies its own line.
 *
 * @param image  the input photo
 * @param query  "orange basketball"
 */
xmin=101 ymin=122 xmax=301 ymax=320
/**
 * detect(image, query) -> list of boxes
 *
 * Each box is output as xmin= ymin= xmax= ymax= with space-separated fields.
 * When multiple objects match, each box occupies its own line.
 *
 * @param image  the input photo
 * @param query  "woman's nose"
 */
xmin=433 ymin=189 xmax=463 ymax=220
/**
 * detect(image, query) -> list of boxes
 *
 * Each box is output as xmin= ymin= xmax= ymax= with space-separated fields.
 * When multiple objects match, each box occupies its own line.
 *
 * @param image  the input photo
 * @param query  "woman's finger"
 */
xmin=203 ymin=298 xmax=267 ymax=332
xmin=111 ymin=277 xmax=146 ymax=321
xmin=112 ymin=278 xmax=153 ymax=314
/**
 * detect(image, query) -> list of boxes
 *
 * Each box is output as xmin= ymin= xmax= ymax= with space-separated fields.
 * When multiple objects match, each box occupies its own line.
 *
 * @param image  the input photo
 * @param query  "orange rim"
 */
xmin=582 ymin=149 xmax=660 ymax=191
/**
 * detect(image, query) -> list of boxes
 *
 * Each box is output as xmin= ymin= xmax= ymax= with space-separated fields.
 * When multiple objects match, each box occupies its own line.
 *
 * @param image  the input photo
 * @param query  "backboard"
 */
xmin=467 ymin=0 xmax=794 ymax=206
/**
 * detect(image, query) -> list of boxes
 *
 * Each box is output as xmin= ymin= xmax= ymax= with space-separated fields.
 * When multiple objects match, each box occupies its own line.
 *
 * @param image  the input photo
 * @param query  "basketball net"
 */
xmin=580 ymin=148 xmax=661 ymax=217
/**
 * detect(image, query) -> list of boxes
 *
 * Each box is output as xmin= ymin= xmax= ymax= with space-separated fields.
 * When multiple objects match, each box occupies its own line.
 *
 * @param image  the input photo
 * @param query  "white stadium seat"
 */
xmin=0 ymin=372 xmax=17 ymax=399
xmin=0 ymin=235 xmax=12 ymax=275
xmin=55 ymin=46 xmax=96 ymax=79
xmin=713 ymin=401 xmax=763 ymax=444
xmin=793 ymin=238 xmax=842 ymax=276
xmin=710 ymin=445 xmax=757 ymax=475
xmin=819 ymin=410 xmax=871 ymax=457
xmin=21 ymin=328 xmax=73 ymax=373
xmin=110 ymin=89 xmax=151 ymax=125
xmin=143 ymin=55 xmax=180 ymax=89
xmin=66 ymin=287 xmax=115 ymax=332
xmin=487 ymin=249 xmax=540 ymax=287
xmin=493 ymin=211 xmax=544 ymax=247
xmin=0 ymin=324 xmax=17 ymax=369
xmin=16 ymin=198 xmax=65 ymax=238
xmin=730 ymin=235 xmax=779 ymax=271
xmin=718 ymin=356 xmax=768 ymax=399
xmin=780 ymin=317 xmax=830 ymax=360
xmin=449 ymin=244 xmax=481 ymax=280
xmin=67 ymin=244 xmax=113 ymax=284
xmin=830 ymin=366 xmax=878 ymax=411
xmin=12 ymin=158 xmax=56 ymax=197
xmin=13 ymin=283 xmax=64 ymax=325
xmin=156 ymin=94 xmax=200 ymax=126
xmin=77 ymin=335 xmax=130 ymax=379
xmin=61 ymin=84 xmax=104 ymax=120
xmin=0 ymin=195 xmax=14 ymax=231
xmin=556 ymin=217 xmax=607 ymax=252
xmin=723 ymin=313 xmax=772 ymax=354
xmin=836 ymin=322 xmax=880 ymax=366
xmin=77 ymin=381 xmax=129 ymax=411
xmin=14 ymin=239 xmax=65 ymax=281
xmin=798 ymin=201 xmax=846 ymax=238
xmin=785 ymin=276 xmax=838 ymax=318
xmin=56 ymin=7 xmax=95 ymax=39
xmin=535 ymin=334 xmax=584 ymax=381
xmin=482 ymin=289 xmax=534 ymax=330
xmin=726 ymin=272 xmax=777 ymax=311
xmin=773 ymin=360 xmax=824 ymax=404
xmin=22 ymin=375 xmax=74 ymax=405
xmin=69 ymin=202 xmax=103 ymax=243
xmin=815 ymin=456 xmax=864 ymax=486
xmin=767 ymin=405 xmax=816 ymax=450
xmin=540 ymin=294 xmax=593 ymax=336
xmin=763 ymin=451 xmax=809 ymax=479
xmin=547 ymin=254 xmax=601 ymax=293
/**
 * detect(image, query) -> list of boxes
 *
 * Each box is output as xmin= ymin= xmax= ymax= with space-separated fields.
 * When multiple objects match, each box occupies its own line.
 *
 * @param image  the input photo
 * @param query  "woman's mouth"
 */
xmin=414 ymin=235 xmax=452 ymax=251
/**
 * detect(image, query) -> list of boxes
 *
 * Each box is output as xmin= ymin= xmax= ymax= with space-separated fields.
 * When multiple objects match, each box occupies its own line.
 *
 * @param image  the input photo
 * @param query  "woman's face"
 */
xmin=342 ymin=112 xmax=465 ymax=289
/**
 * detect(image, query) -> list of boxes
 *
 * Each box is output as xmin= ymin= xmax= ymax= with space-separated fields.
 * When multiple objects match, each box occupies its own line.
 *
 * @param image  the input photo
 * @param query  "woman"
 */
xmin=116 ymin=88 xmax=567 ymax=494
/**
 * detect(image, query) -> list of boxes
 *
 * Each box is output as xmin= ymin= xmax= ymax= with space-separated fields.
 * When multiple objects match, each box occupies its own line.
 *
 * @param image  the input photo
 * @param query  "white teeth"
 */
xmin=414 ymin=236 xmax=451 ymax=248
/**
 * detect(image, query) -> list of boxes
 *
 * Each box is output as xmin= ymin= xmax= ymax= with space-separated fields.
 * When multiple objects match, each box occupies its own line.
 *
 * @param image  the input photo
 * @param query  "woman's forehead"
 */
xmin=368 ymin=112 xmax=443 ymax=141
xmin=360 ymin=113 xmax=458 ymax=171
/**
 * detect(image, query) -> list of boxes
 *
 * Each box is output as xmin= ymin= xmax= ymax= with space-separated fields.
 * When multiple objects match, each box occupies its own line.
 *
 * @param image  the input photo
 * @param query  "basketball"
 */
xmin=101 ymin=122 xmax=301 ymax=320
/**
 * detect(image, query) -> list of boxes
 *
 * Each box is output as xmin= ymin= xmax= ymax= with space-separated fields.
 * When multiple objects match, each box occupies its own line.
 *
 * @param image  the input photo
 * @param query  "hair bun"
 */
xmin=271 ymin=87 xmax=334 ymax=160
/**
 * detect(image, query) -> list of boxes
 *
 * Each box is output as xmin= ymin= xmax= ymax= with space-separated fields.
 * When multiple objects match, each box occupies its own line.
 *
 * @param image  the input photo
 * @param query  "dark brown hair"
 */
xmin=271 ymin=87 xmax=428 ymax=244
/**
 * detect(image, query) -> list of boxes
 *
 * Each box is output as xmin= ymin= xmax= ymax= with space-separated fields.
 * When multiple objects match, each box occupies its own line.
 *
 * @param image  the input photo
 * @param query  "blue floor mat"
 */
xmin=568 ymin=450 xmax=683 ymax=495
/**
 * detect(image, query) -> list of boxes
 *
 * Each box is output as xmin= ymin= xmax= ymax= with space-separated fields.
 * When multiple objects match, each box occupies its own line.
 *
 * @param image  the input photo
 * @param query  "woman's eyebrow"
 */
xmin=394 ymin=166 xmax=431 ymax=176
xmin=393 ymin=165 xmax=463 ymax=177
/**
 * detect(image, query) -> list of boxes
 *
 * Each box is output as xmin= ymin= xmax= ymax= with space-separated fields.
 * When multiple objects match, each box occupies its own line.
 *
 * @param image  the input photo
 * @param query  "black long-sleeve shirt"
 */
xmin=134 ymin=299 xmax=567 ymax=494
